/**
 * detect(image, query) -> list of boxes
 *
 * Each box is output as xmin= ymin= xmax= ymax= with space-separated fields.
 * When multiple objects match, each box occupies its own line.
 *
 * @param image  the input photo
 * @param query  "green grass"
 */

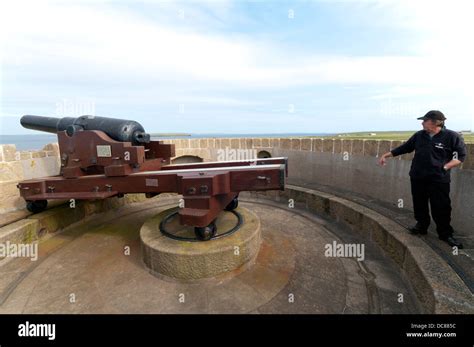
xmin=313 ymin=131 xmax=474 ymax=143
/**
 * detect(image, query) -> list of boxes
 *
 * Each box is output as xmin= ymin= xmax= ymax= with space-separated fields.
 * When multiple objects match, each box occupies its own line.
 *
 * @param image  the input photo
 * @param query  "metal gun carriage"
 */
xmin=17 ymin=115 xmax=288 ymax=240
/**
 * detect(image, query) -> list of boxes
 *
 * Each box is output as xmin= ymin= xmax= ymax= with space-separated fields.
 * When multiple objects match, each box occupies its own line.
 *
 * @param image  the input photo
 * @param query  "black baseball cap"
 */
xmin=417 ymin=110 xmax=446 ymax=121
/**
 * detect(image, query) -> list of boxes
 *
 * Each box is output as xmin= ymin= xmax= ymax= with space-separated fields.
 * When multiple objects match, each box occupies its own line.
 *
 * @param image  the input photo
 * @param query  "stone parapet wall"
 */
xmin=163 ymin=137 xmax=473 ymax=236
xmin=0 ymin=144 xmax=60 ymax=213
xmin=163 ymin=137 xmax=474 ymax=170
xmin=1 ymin=138 xmax=472 ymax=235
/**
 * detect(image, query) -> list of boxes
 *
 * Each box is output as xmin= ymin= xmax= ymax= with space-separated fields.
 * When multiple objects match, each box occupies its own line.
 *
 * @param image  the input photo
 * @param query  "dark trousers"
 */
xmin=410 ymin=178 xmax=454 ymax=238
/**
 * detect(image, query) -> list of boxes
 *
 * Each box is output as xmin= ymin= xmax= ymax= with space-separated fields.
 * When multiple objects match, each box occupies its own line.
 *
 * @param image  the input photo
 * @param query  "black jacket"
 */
xmin=390 ymin=128 xmax=467 ymax=182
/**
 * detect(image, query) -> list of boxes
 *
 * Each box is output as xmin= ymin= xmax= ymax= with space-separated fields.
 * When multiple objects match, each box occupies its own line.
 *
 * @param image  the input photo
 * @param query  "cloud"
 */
xmin=2 ymin=0 xmax=472 ymax=89
xmin=0 ymin=0 xmax=472 ymax=133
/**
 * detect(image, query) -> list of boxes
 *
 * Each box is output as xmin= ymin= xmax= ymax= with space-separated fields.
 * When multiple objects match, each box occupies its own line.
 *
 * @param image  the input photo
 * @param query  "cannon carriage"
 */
xmin=17 ymin=115 xmax=288 ymax=240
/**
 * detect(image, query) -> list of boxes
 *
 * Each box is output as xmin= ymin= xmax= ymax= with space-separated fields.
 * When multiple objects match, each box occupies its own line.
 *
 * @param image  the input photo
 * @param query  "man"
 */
xmin=378 ymin=110 xmax=467 ymax=249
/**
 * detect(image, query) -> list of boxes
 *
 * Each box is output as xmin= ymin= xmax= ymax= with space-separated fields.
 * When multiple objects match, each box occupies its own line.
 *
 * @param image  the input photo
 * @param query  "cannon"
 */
xmin=17 ymin=115 xmax=288 ymax=240
xmin=21 ymin=115 xmax=150 ymax=145
xmin=20 ymin=115 xmax=174 ymax=178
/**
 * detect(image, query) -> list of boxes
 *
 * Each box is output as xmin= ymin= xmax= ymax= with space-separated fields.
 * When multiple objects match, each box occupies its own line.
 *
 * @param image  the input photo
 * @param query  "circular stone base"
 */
xmin=140 ymin=207 xmax=261 ymax=280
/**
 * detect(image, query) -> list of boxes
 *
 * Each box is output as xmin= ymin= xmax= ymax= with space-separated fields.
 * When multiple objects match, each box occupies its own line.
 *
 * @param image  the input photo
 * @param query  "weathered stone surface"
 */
xmin=0 ymin=162 xmax=24 ymax=181
xmin=221 ymin=138 xmax=231 ymax=148
xmin=378 ymin=140 xmax=392 ymax=156
xmin=103 ymin=197 xmax=123 ymax=211
xmin=352 ymin=140 xmax=364 ymax=155
xmin=173 ymin=149 xmax=184 ymax=158
xmin=322 ymin=139 xmax=334 ymax=153
xmin=0 ymin=145 xmax=17 ymax=162
xmin=301 ymin=139 xmax=312 ymax=151
xmin=141 ymin=206 xmax=261 ymax=280
xmin=461 ymin=156 xmax=474 ymax=170
xmin=0 ymin=181 xmax=25 ymax=213
xmin=42 ymin=143 xmax=60 ymax=155
xmin=240 ymin=138 xmax=250 ymax=149
xmin=27 ymin=205 xmax=86 ymax=235
xmin=328 ymin=198 xmax=363 ymax=231
xmin=230 ymin=138 xmax=240 ymax=149
xmin=206 ymin=138 xmax=215 ymax=149
xmin=255 ymin=184 xmax=473 ymax=314
xmin=124 ymin=193 xmax=147 ymax=204
xmin=290 ymin=138 xmax=301 ymax=150
xmin=199 ymin=148 xmax=211 ymax=160
xmin=341 ymin=139 xmax=352 ymax=154
xmin=467 ymin=143 xmax=474 ymax=155
xmin=403 ymin=244 xmax=474 ymax=313
xmin=20 ymin=157 xmax=60 ymax=180
xmin=199 ymin=139 xmax=208 ymax=149
xmin=83 ymin=200 xmax=103 ymax=216
xmin=0 ymin=135 xmax=471 ymax=314
xmin=0 ymin=219 xmax=39 ymax=246
xmin=364 ymin=140 xmax=378 ymax=157
xmin=252 ymin=138 xmax=262 ymax=148
xmin=370 ymin=223 xmax=387 ymax=249
xmin=307 ymin=192 xmax=330 ymax=215
xmin=190 ymin=139 xmax=200 ymax=149
xmin=271 ymin=138 xmax=280 ymax=148
xmin=401 ymin=248 xmax=435 ymax=313
xmin=180 ymin=139 xmax=190 ymax=149
xmin=286 ymin=189 xmax=307 ymax=210
xmin=312 ymin=139 xmax=323 ymax=152
xmin=19 ymin=152 xmax=32 ymax=160
xmin=31 ymin=151 xmax=47 ymax=158
xmin=363 ymin=214 xmax=388 ymax=248
xmin=333 ymin=139 xmax=343 ymax=154
xmin=280 ymin=138 xmax=291 ymax=149
xmin=42 ymin=143 xmax=58 ymax=150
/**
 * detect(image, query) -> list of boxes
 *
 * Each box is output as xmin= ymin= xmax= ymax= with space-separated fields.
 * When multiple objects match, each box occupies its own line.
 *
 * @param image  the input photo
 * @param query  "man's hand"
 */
xmin=378 ymin=152 xmax=393 ymax=166
xmin=443 ymin=159 xmax=462 ymax=171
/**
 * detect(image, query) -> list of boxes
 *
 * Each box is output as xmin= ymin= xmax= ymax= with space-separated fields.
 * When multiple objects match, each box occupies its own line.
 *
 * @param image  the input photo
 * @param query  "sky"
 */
xmin=1 ymin=0 xmax=473 ymax=135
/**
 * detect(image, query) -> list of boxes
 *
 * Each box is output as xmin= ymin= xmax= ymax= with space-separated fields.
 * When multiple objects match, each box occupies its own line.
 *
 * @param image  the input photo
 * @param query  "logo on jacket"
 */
xmin=434 ymin=142 xmax=445 ymax=149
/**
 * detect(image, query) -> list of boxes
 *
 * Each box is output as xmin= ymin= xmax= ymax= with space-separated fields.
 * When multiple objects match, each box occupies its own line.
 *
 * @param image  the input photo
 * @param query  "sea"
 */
xmin=0 ymin=133 xmax=332 ymax=151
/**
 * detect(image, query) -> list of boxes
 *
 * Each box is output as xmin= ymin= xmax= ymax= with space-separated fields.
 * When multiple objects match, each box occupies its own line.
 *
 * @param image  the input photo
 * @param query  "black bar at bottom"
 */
xmin=0 ymin=314 xmax=472 ymax=346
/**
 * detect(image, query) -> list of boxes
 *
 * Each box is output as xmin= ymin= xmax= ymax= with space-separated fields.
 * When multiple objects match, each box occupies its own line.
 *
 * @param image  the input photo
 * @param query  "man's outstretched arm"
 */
xmin=378 ymin=133 xmax=417 ymax=166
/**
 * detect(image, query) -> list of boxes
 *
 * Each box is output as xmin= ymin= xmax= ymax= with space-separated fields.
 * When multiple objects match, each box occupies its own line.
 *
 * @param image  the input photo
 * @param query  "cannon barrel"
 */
xmin=21 ymin=115 xmax=150 ymax=145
